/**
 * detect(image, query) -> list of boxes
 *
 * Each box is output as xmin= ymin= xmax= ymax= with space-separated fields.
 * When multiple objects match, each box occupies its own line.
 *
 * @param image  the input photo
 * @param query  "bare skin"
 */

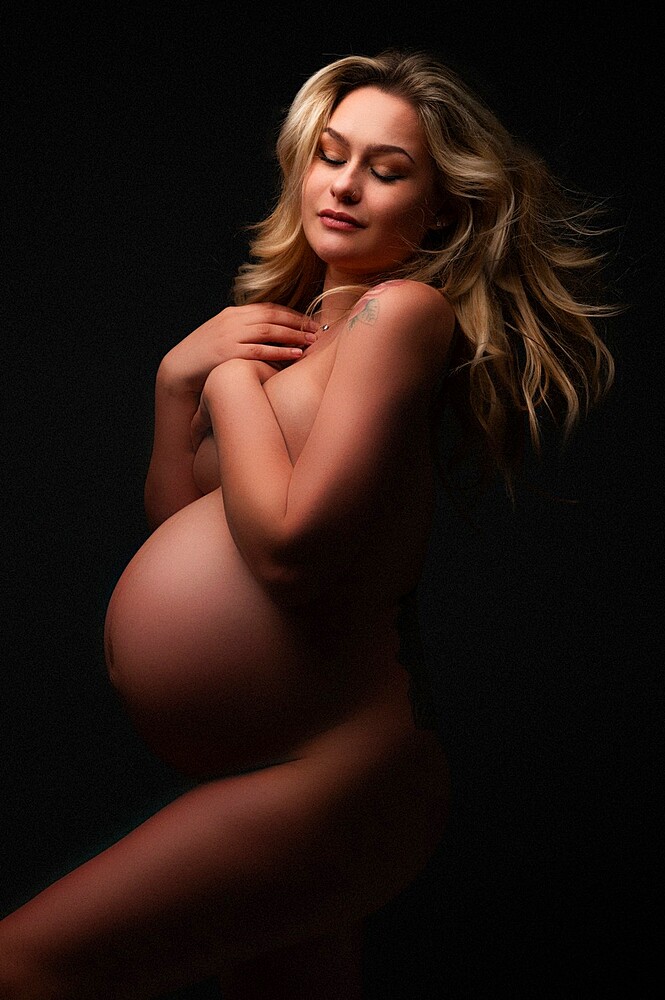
xmin=0 ymin=89 xmax=455 ymax=998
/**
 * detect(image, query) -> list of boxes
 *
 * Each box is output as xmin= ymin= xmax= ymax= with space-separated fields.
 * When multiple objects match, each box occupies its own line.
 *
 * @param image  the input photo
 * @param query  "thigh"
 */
xmin=0 ymin=707 xmax=448 ymax=999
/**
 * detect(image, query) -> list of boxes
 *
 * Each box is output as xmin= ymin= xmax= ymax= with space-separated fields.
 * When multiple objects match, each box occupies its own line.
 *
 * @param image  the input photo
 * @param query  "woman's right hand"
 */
xmin=157 ymin=304 xmax=320 ymax=395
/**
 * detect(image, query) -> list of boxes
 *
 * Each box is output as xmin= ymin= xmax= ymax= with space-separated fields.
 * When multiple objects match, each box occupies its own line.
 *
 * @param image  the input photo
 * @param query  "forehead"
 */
xmin=327 ymin=86 xmax=427 ymax=153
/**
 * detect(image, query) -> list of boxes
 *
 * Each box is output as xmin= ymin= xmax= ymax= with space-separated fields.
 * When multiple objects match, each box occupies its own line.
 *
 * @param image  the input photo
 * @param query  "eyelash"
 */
xmin=317 ymin=150 xmax=403 ymax=183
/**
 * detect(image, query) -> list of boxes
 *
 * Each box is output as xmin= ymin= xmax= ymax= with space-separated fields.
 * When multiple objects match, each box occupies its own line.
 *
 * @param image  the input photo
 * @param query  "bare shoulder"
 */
xmin=345 ymin=280 xmax=455 ymax=363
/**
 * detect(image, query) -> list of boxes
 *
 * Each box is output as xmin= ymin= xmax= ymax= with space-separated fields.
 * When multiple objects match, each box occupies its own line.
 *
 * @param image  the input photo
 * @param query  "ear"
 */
xmin=427 ymin=199 xmax=453 ymax=231
xmin=430 ymin=196 xmax=457 ymax=229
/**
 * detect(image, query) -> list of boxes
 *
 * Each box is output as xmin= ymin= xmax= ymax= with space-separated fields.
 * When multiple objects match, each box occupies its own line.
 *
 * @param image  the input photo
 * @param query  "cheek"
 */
xmin=385 ymin=202 xmax=428 ymax=244
xmin=301 ymin=170 xmax=316 ymax=212
xmin=302 ymin=166 xmax=326 ymax=204
xmin=301 ymin=175 xmax=312 ymax=213
xmin=300 ymin=175 xmax=327 ymax=251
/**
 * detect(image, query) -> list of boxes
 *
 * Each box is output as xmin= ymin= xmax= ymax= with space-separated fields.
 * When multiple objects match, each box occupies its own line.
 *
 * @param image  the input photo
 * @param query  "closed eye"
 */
xmin=318 ymin=150 xmax=345 ymax=166
xmin=317 ymin=150 xmax=404 ymax=183
xmin=370 ymin=168 xmax=404 ymax=183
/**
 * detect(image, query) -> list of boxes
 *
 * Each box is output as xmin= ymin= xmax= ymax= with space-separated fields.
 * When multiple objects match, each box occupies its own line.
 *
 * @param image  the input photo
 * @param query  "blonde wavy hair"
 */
xmin=232 ymin=49 xmax=616 ymax=490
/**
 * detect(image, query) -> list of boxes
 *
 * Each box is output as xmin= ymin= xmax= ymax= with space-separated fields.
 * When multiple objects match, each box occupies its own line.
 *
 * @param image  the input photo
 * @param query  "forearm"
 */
xmin=144 ymin=361 xmax=204 ymax=530
xmin=205 ymin=356 xmax=404 ymax=601
xmin=205 ymin=361 xmax=296 ymax=587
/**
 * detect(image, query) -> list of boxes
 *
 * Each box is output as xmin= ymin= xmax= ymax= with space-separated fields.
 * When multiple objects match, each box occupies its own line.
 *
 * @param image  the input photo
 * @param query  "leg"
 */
xmin=0 ymin=702 xmax=448 ymax=999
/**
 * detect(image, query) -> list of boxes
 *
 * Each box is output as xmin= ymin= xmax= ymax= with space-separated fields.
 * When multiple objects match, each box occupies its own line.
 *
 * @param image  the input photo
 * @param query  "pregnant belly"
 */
xmin=104 ymin=492 xmax=376 ymax=777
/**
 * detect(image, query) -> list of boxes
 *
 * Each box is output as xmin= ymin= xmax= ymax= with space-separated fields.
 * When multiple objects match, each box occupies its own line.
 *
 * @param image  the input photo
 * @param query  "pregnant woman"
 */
xmin=0 ymin=49 xmax=615 ymax=998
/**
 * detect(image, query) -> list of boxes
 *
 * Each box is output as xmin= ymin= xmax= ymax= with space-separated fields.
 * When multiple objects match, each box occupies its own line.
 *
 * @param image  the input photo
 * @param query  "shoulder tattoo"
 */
xmin=347 ymin=280 xmax=409 ymax=331
xmin=348 ymin=297 xmax=379 ymax=330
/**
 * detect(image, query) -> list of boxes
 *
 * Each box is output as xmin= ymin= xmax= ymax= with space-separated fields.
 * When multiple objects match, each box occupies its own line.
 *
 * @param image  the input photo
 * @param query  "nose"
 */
xmin=330 ymin=168 xmax=361 ymax=204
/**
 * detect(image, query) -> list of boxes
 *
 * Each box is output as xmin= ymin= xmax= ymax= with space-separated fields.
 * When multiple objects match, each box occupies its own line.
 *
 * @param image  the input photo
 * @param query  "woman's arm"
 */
xmin=202 ymin=282 xmax=455 ymax=601
xmin=143 ymin=305 xmax=319 ymax=529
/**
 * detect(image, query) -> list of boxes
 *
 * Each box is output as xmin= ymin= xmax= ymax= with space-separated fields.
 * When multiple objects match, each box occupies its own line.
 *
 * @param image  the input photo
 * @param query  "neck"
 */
xmin=319 ymin=275 xmax=370 ymax=328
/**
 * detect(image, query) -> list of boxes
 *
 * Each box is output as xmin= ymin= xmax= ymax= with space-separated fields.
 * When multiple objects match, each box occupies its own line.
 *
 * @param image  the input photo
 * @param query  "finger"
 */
xmin=265 ymin=327 xmax=319 ymax=346
xmin=242 ymin=343 xmax=308 ymax=363
xmin=242 ymin=326 xmax=319 ymax=349
xmin=246 ymin=305 xmax=320 ymax=334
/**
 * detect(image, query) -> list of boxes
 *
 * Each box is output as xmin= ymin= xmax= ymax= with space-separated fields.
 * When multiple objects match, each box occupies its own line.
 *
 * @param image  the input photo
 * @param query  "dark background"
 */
xmin=2 ymin=4 xmax=662 ymax=997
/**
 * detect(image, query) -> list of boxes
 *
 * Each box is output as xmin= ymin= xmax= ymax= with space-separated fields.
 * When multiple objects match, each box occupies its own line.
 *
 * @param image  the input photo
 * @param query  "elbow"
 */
xmin=236 ymin=523 xmax=340 ymax=606
xmin=246 ymin=540 xmax=323 ymax=607
xmin=143 ymin=493 xmax=171 ymax=533
xmin=253 ymin=555 xmax=314 ymax=607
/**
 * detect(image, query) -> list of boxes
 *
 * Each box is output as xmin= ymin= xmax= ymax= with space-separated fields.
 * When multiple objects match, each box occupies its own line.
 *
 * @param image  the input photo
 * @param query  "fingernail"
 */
xmin=291 ymin=348 xmax=303 ymax=356
xmin=305 ymin=332 xmax=317 ymax=343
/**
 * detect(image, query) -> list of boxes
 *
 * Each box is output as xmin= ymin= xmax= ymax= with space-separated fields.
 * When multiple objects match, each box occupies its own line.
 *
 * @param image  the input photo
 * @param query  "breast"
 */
xmin=263 ymin=364 xmax=326 ymax=463
xmin=193 ymin=346 xmax=338 ymax=493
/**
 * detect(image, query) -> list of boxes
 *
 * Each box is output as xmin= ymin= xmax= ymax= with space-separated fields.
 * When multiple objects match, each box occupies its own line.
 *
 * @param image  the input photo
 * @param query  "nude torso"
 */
xmin=104 ymin=323 xmax=436 ymax=778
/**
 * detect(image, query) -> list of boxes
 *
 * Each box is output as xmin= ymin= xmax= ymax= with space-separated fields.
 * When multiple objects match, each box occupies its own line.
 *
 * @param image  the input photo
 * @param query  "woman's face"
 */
xmin=301 ymin=86 xmax=440 ymax=287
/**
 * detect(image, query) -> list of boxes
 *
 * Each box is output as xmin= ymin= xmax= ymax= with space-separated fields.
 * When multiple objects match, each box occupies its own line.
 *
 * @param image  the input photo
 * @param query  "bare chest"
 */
xmin=192 ymin=333 xmax=340 ymax=493
xmin=263 ymin=330 xmax=340 ymax=463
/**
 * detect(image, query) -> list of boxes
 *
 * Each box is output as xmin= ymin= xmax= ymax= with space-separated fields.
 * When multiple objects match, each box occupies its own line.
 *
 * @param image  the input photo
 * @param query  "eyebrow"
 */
xmin=322 ymin=127 xmax=416 ymax=164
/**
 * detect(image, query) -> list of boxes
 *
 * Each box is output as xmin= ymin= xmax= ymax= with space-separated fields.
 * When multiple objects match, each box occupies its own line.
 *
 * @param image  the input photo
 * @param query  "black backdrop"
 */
xmin=3 ymin=4 xmax=662 ymax=998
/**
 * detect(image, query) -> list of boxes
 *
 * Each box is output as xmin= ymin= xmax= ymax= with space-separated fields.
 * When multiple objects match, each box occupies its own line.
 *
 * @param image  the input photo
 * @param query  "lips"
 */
xmin=318 ymin=210 xmax=366 ymax=230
